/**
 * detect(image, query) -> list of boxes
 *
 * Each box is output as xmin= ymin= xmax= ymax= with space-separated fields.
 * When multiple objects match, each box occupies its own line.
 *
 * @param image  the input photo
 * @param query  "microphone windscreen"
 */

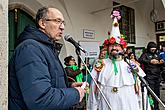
xmin=64 ymin=34 xmax=70 ymax=41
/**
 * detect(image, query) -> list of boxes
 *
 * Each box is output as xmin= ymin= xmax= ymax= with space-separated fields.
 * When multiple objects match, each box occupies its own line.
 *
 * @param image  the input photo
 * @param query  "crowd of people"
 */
xmin=8 ymin=6 xmax=165 ymax=110
xmin=62 ymin=41 xmax=165 ymax=110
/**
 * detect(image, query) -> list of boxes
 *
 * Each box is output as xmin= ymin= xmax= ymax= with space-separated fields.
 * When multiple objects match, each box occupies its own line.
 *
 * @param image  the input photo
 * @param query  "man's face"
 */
xmin=108 ymin=44 xmax=123 ymax=57
xmin=40 ymin=8 xmax=65 ymax=41
xmin=99 ymin=50 xmax=107 ymax=59
xmin=162 ymin=47 xmax=165 ymax=52
xmin=150 ymin=48 xmax=157 ymax=53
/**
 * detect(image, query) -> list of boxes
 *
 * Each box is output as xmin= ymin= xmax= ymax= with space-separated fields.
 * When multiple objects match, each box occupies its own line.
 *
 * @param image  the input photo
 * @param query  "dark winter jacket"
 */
xmin=9 ymin=26 xmax=80 ymax=110
xmin=139 ymin=42 xmax=163 ymax=79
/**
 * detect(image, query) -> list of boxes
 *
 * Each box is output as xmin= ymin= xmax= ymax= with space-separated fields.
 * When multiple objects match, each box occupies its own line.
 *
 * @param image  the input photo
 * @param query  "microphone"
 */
xmin=64 ymin=35 xmax=86 ymax=53
xmin=118 ymin=52 xmax=124 ymax=56
xmin=117 ymin=52 xmax=128 ymax=62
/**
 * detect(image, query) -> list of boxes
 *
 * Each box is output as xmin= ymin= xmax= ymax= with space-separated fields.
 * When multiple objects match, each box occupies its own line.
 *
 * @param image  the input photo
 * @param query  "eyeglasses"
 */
xmin=45 ymin=18 xmax=66 ymax=26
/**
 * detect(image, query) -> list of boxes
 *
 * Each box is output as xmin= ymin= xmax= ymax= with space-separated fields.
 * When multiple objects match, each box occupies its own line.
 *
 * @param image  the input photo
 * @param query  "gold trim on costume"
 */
xmin=112 ymin=87 xmax=118 ymax=93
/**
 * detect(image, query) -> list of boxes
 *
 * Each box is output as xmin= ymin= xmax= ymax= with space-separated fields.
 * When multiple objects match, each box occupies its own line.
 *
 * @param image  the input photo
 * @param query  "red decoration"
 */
xmin=104 ymin=39 xmax=109 ymax=45
xmin=103 ymin=37 xmax=127 ymax=48
xmin=108 ymin=31 xmax=110 ymax=35
xmin=109 ymin=37 xmax=116 ymax=44
xmin=120 ymin=38 xmax=127 ymax=48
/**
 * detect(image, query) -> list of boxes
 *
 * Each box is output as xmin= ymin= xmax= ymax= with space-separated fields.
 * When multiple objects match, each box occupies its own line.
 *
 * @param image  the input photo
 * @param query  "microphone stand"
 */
xmin=124 ymin=58 xmax=165 ymax=110
xmin=141 ymin=80 xmax=146 ymax=110
xmin=75 ymin=49 xmax=112 ymax=110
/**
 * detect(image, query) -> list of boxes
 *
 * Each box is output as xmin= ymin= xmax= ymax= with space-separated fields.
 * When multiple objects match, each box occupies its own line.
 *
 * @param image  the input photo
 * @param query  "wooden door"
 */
xmin=8 ymin=8 xmax=35 ymax=59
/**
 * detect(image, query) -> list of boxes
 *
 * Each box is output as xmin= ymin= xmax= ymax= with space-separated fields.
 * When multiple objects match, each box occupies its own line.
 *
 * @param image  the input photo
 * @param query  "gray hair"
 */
xmin=35 ymin=6 xmax=49 ymax=28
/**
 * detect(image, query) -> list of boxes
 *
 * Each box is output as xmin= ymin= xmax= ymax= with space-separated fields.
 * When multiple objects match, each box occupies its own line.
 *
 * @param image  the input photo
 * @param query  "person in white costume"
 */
xmin=87 ymin=10 xmax=151 ymax=110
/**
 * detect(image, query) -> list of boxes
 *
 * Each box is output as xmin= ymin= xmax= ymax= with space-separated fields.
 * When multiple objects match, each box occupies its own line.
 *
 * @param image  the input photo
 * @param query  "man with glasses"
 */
xmin=139 ymin=41 xmax=164 ymax=110
xmin=9 ymin=7 xmax=87 ymax=110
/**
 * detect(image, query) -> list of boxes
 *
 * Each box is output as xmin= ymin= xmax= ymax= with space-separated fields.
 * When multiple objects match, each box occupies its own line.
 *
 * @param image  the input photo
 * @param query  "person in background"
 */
xmin=128 ymin=52 xmax=140 ymax=66
xmin=64 ymin=55 xmax=86 ymax=110
xmin=159 ymin=44 xmax=165 ymax=83
xmin=82 ymin=47 xmax=108 ymax=85
xmin=64 ymin=55 xmax=83 ymax=83
xmin=124 ymin=46 xmax=132 ymax=59
xmin=159 ymin=44 xmax=165 ymax=61
xmin=98 ymin=47 xmax=108 ymax=59
xmin=139 ymin=41 xmax=164 ymax=110
xmin=9 ymin=6 xmax=87 ymax=110
xmin=91 ymin=47 xmax=108 ymax=77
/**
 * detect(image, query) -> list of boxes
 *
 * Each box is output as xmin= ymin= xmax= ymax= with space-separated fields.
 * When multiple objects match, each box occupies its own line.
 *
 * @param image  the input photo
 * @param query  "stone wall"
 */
xmin=0 ymin=0 xmax=8 ymax=110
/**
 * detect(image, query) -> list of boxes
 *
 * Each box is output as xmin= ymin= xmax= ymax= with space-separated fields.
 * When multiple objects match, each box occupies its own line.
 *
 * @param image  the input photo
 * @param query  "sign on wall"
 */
xmin=83 ymin=29 xmax=95 ymax=39
xmin=159 ymin=35 xmax=165 ymax=42
xmin=155 ymin=20 xmax=165 ymax=32
xmin=79 ymin=41 xmax=100 ymax=58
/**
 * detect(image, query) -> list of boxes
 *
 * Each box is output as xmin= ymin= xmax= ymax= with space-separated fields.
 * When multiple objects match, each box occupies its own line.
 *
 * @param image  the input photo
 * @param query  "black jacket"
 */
xmin=139 ymin=42 xmax=163 ymax=79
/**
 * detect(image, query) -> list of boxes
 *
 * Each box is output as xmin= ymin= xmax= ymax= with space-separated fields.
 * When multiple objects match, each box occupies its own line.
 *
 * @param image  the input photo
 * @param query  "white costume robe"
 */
xmin=87 ymin=58 xmax=151 ymax=110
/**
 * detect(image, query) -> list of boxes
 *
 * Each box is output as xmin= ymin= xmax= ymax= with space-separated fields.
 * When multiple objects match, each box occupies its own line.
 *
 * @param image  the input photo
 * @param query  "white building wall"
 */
xmin=132 ymin=0 xmax=165 ymax=47
xmin=37 ymin=0 xmax=165 ymax=52
xmin=8 ymin=0 xmax=165 ymax=59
